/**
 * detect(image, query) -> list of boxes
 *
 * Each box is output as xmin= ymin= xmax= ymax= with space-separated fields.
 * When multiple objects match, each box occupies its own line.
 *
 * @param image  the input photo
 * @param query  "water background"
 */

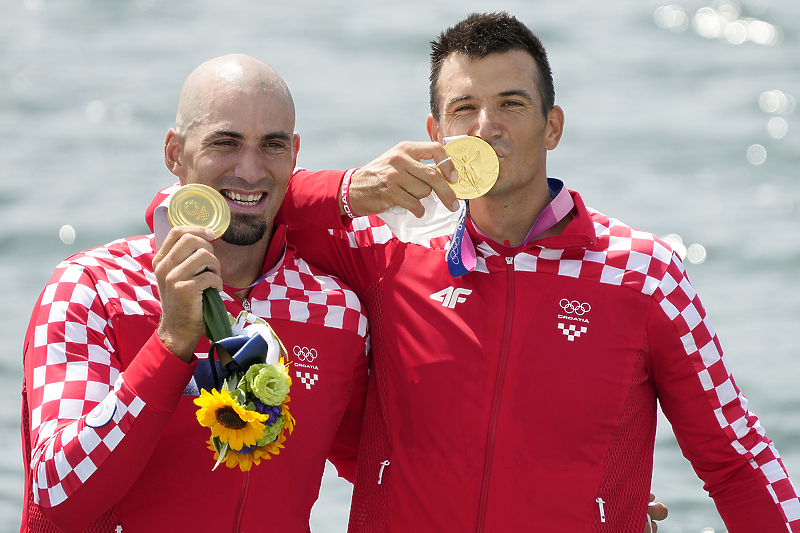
xmin=1 ymin=0 xmax=799 ymax=531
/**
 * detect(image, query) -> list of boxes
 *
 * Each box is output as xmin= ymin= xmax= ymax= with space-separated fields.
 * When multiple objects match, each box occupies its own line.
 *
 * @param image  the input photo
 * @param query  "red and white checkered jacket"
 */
xmin=282 ymin=169 xmax=800 ymax=533
xmin=21 ymin=210 xmax=369 ymax=532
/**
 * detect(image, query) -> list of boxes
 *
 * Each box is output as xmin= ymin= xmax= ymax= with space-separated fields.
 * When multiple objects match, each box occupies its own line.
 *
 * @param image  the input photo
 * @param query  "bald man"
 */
xmin=21 ymin=54 xmax=368 ymax=533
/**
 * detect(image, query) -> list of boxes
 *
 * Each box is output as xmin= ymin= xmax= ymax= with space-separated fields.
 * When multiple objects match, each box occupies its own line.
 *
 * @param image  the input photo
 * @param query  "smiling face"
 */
xmin=427 ymin=50 xmax=563 ymax=203
xmin=166 ymin=56 xmax=299 ymax=247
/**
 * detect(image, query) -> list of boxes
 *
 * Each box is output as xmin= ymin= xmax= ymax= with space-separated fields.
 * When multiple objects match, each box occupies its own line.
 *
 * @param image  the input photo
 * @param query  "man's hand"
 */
xmin=645 ymin=492 xmax=669 ymax=533
xmin=153 ymin=226 xmax=223 ymax=362
xmin=345 ymin=141 xmax=460 ymax=218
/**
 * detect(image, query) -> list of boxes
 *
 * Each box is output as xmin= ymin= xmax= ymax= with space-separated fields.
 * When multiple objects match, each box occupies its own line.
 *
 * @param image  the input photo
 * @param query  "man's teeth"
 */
xmin=223 ymin=191 xmax=263 ymax=205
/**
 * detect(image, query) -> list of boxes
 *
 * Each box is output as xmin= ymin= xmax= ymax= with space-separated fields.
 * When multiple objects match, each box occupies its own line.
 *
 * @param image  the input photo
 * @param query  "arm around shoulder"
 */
xmin=282 ymin=169 xmax=354 ymax=229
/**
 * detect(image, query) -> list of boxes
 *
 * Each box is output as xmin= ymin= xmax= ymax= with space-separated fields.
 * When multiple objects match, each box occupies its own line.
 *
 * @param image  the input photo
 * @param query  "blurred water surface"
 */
xmin=1 ymin=0 xmax=798 ymax=531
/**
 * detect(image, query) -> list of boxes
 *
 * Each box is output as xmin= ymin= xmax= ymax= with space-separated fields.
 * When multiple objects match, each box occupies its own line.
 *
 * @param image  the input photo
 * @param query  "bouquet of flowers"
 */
xmin=193 ymin=324 xmax=295 ymax=471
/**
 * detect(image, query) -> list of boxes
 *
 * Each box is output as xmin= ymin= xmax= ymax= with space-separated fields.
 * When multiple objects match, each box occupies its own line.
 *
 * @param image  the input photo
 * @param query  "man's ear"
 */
xmin=544 ymin=105 xmax=565 ymax=151
xmin=292 ymin=132 xmax=301 ymax=168
xmin=426 ymin=114 xmax=442 ymax=143
xmin=164 ymin=129 xmax=186 ymax=181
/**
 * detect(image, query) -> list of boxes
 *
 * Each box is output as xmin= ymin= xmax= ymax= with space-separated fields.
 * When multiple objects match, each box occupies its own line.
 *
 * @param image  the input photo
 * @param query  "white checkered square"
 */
xmin=127 ymin=238 xmax=151 ymax=258
xmin=45 ymin=343 xmax=67 ymax=365
xmin=47 ymin=301 xmax=68 ymax=324
xmin=782 ymin=499 xmax=800 ymax=522
xmin=128 ymin=396 xmax=145 ymax=417
xmin=515 ymin=253 xmax=537 ymax=272
xmin=57 ymin=399 xmax=84 ymax=420
xmin=625 ymin=250 xmax=652 ymax=274
xmin=288 ymin=300 xmax=311 ymax=322
xmin=105 ymin=269 xmax=127 ymax=285
xmin=104 ymin=426 xmax=125 ymax=451
xmin=698 ymin=341 xmax=721 ymax=367
xmin=558 ymin=260 xmax=582 ymax=278
xmin=715 ymin=380 xmax=738 ymax=406
xmin=600 ymin=265 xmax=624 ymax=285
xmin=539 ymin=248 xmax=564 ymax=261
xmin=74 ymin=456 xmax=96 ymax=483
xmin=78 ymin=427 xmax=102 ymax=454
xmin=324 ymin=305 xmax=345 ymax=329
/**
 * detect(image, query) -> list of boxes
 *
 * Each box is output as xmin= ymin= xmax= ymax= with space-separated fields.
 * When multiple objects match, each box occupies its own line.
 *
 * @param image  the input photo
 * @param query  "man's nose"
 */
xmin=475 ymin=106 xmax=501 ymax=140
xmin=235 ymin=145 xmax=267 ymax=183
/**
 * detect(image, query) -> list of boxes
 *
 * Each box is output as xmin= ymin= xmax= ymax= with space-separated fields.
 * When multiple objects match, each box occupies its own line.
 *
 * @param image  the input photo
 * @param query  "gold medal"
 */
xmin=167 ymin=184 xmax=231 ymax=239
xmin=444 ymin=136 xmax=499 ymax=199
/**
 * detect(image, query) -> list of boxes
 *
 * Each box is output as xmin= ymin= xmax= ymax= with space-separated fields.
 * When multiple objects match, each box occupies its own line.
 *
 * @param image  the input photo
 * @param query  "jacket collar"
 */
xmin=465 ymin=190 xmax=596 ymax=257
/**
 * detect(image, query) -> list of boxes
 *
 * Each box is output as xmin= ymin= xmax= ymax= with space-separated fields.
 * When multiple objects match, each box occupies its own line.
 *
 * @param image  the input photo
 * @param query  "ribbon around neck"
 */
xmin=446 ymin=178 xmax=574 ymax=278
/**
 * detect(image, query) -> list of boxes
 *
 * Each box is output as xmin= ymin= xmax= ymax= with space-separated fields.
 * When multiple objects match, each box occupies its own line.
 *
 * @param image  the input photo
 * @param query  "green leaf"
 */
xmin=203 ymin=288 xmax=233 ymax=342
xmin=212 ymin=440 xmax=230 ymax=471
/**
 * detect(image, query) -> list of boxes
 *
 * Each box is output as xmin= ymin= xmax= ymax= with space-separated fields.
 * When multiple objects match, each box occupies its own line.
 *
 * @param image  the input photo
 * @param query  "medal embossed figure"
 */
xmin=444 ymin=136 xmax=499 ymax=199
xmin=167 ymin=184 xmax=233 ymax=342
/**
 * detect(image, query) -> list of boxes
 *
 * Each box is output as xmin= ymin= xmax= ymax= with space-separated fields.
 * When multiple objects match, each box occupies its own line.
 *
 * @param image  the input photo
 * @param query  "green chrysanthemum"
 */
xmin=257 ymin=415 xmax=286 ymax=446
xmin=245 ymin=363 xmax=291 ymax=405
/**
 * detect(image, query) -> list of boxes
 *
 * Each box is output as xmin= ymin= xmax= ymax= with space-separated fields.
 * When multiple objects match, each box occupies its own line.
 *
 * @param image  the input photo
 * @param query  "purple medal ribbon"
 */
xmin=447 ymin=206 xmax=477 ymax=277
xmin=446 ymin=178 xmax=574 ymax=278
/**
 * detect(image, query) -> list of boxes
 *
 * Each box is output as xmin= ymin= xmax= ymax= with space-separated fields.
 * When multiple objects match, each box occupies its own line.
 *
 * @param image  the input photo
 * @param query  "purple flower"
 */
xmin=252 ymin=398 xmax=283 ymax=426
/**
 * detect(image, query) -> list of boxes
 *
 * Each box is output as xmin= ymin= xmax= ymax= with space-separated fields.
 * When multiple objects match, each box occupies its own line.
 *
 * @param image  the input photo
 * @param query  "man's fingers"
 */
xmin=164 ymin=247 xmax=221 ymax=288
xmin=154 ymin=226 xmax=216 ymax=266
xmin=647 ymin=501 xmax=668 ymax=521
xmin=403 ymin=142 xmax=461 ymax=210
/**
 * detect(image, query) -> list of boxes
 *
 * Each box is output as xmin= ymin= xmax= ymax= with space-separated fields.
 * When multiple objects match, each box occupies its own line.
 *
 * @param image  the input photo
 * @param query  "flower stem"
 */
xmin=203 ymin=287 xmax=233 ymax=342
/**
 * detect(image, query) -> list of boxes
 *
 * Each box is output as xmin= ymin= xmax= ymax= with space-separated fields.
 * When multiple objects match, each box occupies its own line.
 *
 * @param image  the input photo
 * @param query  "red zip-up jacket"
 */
xmin=282 ymin=169 xmax=800 ymax=533
xmin=21 ymin=194 xmax=369 ymax=533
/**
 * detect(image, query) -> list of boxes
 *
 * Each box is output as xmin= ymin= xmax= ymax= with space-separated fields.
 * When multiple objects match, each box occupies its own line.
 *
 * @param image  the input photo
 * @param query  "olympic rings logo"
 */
xmin=293 ymin=346 xmax=318 ymax=362
xmin=559 ymin=299 xmax=591 ymax=315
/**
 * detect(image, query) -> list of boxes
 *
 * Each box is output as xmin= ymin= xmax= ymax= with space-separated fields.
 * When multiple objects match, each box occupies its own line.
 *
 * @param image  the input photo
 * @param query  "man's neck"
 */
xmin=212 ymin=226 xmax=274 ymax=300
xmin=469 ymin=180 xmax=562 ymax=247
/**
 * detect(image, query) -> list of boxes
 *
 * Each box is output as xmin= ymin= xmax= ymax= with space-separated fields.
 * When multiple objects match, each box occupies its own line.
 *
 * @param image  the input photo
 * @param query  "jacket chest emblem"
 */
xmin=557 ymin=299 xmax=591 ymax=341
xmin=293 ymin=345 xmax=320 ymax=389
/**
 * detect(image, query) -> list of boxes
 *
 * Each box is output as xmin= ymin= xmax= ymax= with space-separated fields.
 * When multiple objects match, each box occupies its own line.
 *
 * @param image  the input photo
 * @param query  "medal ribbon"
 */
xmin=447 ymin=205 xmax=477 ymax=277
xmin=446 ymin=178 xmax=574 ymax=278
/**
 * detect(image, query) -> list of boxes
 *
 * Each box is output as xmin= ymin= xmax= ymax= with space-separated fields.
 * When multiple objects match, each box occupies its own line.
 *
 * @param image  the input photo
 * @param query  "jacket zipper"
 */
xmin=476 ymin=256 xmax=516 ymax=533
xmin=232 ymin=298 xmax=251 ymax=533
xmin=232 ymin=471 xmax=251 ymax=533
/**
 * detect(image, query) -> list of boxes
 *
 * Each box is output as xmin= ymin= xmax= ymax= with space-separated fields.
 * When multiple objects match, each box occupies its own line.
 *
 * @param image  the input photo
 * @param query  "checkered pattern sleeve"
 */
xmin=648 ymin=254 xmax=800 ymax=532
xmin=24 ymin=243 xmax=196 ymax=527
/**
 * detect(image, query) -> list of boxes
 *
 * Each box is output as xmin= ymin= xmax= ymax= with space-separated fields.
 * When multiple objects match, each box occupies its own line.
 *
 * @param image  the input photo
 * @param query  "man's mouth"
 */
xmin=222 ymin=190 xmax=264 ymax=206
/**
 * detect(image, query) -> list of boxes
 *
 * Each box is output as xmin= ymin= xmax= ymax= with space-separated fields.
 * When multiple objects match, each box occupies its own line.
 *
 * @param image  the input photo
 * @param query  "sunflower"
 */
xmin=195 ymin=388 xmax=268 ymax=451
xmin=207 ymin=439 xmax=274 ymax=472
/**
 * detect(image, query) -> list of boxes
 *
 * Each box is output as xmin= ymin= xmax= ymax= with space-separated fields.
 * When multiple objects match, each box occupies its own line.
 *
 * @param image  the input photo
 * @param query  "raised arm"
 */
xmin=283 ymin=141 xmax=459 ymax=229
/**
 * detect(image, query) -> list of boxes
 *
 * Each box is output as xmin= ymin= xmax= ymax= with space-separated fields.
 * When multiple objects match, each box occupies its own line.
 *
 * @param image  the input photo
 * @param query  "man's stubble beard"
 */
xmin=221 ymin=212 xmax=268 ymax=246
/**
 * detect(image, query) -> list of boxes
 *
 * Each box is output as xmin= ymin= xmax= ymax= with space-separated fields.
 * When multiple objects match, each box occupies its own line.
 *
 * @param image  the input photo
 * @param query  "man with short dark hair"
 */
xmin=284 ymin=12 xmax=800 ymax=532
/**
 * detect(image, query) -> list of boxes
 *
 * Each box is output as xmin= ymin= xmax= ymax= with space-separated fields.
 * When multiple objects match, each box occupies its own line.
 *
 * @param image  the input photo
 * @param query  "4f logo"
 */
xmin=430 ymin=287 xmax=473 ymax=308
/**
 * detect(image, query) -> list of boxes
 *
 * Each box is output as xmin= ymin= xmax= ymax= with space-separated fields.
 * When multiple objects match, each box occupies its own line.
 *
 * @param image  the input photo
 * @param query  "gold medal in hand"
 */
xmin=166 ymin=184 xmax=233 ymax=342
xmin=444 ymin=136 xmax=499 ymax=199
xmin=167 ymin=184 xmax=231 ymax=238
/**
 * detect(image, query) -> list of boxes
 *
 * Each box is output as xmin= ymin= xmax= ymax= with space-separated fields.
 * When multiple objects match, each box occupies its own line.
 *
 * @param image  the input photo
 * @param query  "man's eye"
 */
xmin=214 ymin=140 xmax=236 ymax=147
